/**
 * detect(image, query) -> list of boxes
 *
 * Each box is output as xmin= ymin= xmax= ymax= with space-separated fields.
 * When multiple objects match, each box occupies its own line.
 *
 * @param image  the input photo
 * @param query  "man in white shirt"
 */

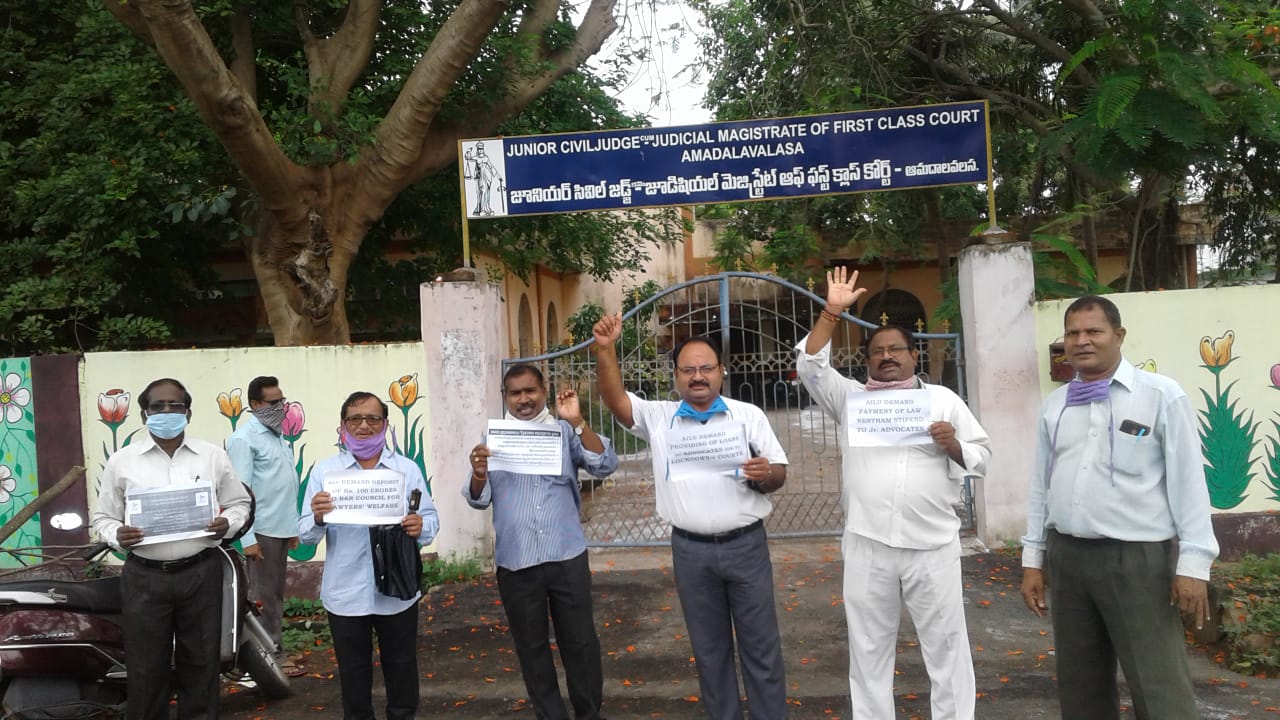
xmin=1021 ymin=295 xmax=1218 ymax=719
xmin=593 ymin=313 xmax=789 ymax=720
xmin=92 ymin=378 xmax=252 ymax=720
xmin=794 ymin=267 xmax=990 ymax=720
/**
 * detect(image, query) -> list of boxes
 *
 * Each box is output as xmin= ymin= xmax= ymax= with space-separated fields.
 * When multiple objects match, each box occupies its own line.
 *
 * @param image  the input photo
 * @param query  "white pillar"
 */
xmin=421 ymin=270 xmax=506 ymax=561
xmin=958 ymin=240 xmax=1042 ymax=545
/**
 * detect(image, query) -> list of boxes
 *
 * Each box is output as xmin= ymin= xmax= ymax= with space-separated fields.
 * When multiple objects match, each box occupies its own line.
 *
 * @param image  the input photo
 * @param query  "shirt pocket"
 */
xmin=1112 ymin=428 xmax=1158 ymax=476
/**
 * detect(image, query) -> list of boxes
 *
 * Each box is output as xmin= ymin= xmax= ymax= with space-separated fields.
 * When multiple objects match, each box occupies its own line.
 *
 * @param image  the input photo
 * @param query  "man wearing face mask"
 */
xmin=593 ymin=314 xmax=789 ymax=720
xmin=92 ymin=378 xmax=252 ymax=720
xmin=226 ymin=376 xmax=302 ymax=675
xmin=464 ymin=364 xmax=617 ymax=720
xmin=299 ymin=391 xmax=439 ymax=720
xmin=794 ymin=267 xmax=990 ymax=720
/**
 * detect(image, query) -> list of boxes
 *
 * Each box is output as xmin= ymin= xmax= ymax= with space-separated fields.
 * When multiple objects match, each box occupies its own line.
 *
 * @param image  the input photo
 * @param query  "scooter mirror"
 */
xmin=50 ymin=512 xmax=84 ymax=530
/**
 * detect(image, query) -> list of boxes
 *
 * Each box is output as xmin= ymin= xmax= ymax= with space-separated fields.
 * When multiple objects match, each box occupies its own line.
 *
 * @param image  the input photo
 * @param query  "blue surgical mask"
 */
xmin=146 ymin=412 xmax=188 ymax=440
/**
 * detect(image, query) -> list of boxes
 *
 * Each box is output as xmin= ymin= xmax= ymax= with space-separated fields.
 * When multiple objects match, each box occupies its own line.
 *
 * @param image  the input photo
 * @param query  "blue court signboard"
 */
xmin=460 ymin=101 xmax=989 ymax=218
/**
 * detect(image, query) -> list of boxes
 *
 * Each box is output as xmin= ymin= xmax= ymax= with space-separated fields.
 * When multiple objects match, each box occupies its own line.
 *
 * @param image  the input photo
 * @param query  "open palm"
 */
xmin=826 ymin=266 xmax=867 ymax=311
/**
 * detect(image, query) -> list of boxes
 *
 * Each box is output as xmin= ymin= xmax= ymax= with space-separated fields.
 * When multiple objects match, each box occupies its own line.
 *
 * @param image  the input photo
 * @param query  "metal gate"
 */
xmin=503 ymin=272 xmax=968 ymax=546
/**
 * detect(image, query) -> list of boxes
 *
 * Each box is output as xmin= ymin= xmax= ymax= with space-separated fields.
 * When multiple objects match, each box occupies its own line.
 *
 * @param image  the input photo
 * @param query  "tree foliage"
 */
xmin=693 ymin=0 xmax=1280 ymax=290
xmin=0 ymin=2 xmax=238 ymax=355
xmin=2 ymin=0 xmax=680 ymax=354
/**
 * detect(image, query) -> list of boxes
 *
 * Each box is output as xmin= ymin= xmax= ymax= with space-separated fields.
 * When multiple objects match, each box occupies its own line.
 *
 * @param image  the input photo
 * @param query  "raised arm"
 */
xmin=592 ymin=312 xmax=633 ymax=428
xmin=805 ymin=266 xmax=868 ymax=355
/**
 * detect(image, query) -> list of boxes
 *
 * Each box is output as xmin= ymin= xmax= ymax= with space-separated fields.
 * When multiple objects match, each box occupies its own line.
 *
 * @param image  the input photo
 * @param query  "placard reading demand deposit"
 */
xmin=323 ymin=469 xmax=407 ymax=525
xmin=664 ymin=422 xmax=750 ymax=480
xmin=846 ymin=390 xmax=933 ymax=447
xmin=126 ymin=481 xmax=216 ymax=546
xmin=486 ymin=420 xmax=564 ymax=475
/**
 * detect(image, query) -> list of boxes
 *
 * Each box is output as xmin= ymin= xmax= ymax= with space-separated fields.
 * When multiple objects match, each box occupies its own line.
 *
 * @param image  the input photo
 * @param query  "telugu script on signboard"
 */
xmin=460 ymin=101 xmax=988 ymax=218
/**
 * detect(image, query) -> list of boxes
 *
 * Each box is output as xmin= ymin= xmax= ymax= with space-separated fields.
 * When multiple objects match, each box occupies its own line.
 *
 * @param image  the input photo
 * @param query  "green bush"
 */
xmin=1215 ymin=553 xmax=1280 ymax=677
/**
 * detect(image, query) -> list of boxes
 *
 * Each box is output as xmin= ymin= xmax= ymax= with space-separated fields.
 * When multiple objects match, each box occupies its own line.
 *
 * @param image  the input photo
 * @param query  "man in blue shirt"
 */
xmin=465 ymin=364 xmax=618 ymax=720
xmin=1021 ymin=295 xmax=1219 ymax=720
xmin=226 ymin=376 xmax=299 ymax=672
xmin=300 ymin=391 xmax=439 ymax=720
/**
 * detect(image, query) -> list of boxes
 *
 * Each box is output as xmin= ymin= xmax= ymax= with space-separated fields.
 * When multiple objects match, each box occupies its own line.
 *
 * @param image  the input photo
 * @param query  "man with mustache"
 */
xmin=300 ymin=391 xmax=439 ymax=720
xmin=464 ymin=364 xmax=618 ymax=720
xmin=794 ymin=267 xmax=990 ymax=720
xmin=1020 ymin=295 xmax=1217 ymax=719
xmin=593 ymin=314 xmax=789 ymax=720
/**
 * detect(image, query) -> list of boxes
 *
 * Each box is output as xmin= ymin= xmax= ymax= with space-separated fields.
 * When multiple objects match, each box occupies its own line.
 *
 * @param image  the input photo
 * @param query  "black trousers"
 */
xmin=1048 ymin=531 xmax=1199 ymax=720
xmin=496 ymin=551 xmax=603 ymax=720
xmin=328 ymin=605 xmax=420 ymax=720
xmin=122 ymin=551 xmax=223 ymax=720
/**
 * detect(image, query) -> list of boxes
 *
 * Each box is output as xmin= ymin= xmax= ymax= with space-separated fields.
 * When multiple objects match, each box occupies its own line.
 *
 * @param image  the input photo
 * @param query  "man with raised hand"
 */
xmin=795 ymin=266 xmax=990 ymax=720
xmin=593 ymin=313 xmax=789 ymax=720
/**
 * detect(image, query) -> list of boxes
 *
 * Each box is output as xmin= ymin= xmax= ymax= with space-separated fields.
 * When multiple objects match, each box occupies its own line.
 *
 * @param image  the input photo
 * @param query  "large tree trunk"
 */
xmin=106 ymin=0 xmax=620 ymax=345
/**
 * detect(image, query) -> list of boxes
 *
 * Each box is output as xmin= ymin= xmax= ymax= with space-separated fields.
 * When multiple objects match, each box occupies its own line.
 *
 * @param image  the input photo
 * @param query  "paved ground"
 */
xmin=221 ymin=538 xmax=1280 ymax=719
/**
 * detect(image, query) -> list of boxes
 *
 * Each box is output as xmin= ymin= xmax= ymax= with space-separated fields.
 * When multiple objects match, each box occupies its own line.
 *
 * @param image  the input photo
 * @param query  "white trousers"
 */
xmin=841 ymin=531 xmax=975 ymax=720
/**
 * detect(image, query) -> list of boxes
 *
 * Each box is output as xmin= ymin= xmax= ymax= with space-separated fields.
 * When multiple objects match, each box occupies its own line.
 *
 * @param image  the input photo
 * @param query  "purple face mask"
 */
xmin=341 ymin=426 xmax=388 ymax=461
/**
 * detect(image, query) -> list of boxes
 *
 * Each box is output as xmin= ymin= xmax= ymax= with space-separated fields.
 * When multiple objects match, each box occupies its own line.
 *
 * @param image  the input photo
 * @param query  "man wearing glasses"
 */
xmin=226 ymin=376 xmax=302 ymax=675
xmin=92 ymin=378 xmax=252 ymax=720
xmin=593 ymin=314 xmax=789 ymax=720
xmin=794 ymin=267 xmax=990 ymax=720
xmin=300 ymin=391 xmax=439 ymax=720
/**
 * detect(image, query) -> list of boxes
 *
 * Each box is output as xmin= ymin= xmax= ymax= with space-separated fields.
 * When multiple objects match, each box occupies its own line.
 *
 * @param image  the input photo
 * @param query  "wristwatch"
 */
xmin=574 ymin=421 xmax=587 ymax=436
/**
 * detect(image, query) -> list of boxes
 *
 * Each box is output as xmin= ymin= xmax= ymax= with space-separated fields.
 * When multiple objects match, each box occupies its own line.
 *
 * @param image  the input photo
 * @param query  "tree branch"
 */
xmin=355 ymin=0 xmax=514 ymax=209
xmin=102 ymin=0 xmax=153 ymax=44
xmin=973 ymin=0 xmax=1096 ymax=86
xmin=296 ymin=0 xmax=382 ymax=119
xmin=229 ymin=9 xmax=257 ymax=100
xmin=124 ymin=1 xmax=303 ymax=217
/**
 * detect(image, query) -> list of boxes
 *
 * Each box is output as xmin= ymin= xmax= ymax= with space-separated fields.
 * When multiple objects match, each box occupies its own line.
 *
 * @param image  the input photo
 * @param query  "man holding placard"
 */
xmin=464 ymin=364 xmax=617 ymax=720
xmin=593 ymin=315 xmax=789 ymax=720
xmin=299 ymin=391 xmax=439 ymax=720
xmin=795 ymin=267 xmax=990 ymax=720
xmin=92 ymin=377 xmax=252 ymax=720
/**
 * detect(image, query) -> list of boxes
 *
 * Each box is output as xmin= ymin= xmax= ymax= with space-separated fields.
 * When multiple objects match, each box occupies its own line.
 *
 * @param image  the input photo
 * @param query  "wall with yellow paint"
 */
xmin=81 ymin=343 xmax=434 ymax=558
xmin=1034 ymin=286 xmax=1280 ymax=514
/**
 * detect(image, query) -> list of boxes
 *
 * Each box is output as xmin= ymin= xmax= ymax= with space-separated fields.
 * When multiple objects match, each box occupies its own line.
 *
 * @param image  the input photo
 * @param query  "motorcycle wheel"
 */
xmin=237 ymin=614 xmax=292 ymax=700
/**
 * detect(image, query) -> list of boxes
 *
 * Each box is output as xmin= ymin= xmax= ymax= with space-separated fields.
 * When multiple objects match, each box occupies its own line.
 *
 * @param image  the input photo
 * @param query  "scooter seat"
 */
xmin=0 ymin=575 xmax=123 ymax=613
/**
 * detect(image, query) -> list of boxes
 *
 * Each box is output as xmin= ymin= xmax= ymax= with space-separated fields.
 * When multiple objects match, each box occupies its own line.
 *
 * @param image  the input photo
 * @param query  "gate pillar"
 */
xmin=958 ymin=240 xmax=1041 ymax=545
xmin=421 ymin=270 xmax=505 ymax=562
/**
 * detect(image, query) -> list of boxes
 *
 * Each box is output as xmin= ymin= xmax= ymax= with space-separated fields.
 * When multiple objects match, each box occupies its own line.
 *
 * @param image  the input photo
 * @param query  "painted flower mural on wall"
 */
xmin=0 ymin=465 xmax=17 ymax=504
xmin=1196 ymin=330 xmax=1258 ymax=509
xmin=1 ymin=373 xmax=31 ymax=424
xmin=96 ymin=388 xmax=138 ymax=459
xmin=388 ymin=374 xmax=430 ymax=494
xmin=1135 ymin=359 xmax=1158 ymax=373
xmin=0 ymin=359 xmax=40 ymax=556
xmin=1267 ymin=363 xmax=1280 ymax=503
xmin=217 ymin=388 xmax=245 ymax=430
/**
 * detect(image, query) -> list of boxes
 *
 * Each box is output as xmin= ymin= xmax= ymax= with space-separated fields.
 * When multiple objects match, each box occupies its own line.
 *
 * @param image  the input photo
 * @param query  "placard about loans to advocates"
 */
xmin=846 ymin=390 xmax=933 ymax=447
xmin=323 ymin=469 xmax=407 ymax=525
xmin=663 ymin=422 xmax=750 ymax=480
xmin=460 ymin=101 xmax=988 ymax=218
xmin=486 ymin=420 xmax=564 ymax=476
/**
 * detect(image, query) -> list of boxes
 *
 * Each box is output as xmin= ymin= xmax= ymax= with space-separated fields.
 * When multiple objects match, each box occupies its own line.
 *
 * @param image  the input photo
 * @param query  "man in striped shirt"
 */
xmin=465 ymin=364 xmax=619 ymax=720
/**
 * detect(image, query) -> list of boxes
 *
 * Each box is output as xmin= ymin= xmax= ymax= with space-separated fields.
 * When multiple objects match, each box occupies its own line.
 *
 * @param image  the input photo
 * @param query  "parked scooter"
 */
xmin=0 ymin=540 xmax=290 ymax=719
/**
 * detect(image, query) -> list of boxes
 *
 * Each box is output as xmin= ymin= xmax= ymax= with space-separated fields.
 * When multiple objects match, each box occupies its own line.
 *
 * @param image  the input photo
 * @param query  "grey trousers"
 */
xmin=671 ymin=525 xmax=786 ymax=720
xmin=122 ymin=551 xmax=223 ymax=720
xmin=1047 ymin=531 xmax=1199 ymax=720
xmin=247 ymin=535 xmax=290 ymax=654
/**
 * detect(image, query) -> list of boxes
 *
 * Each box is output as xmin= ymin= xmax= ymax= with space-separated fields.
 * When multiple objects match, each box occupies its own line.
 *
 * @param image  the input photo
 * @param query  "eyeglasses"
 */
xmin=676 ymin=365 xmax=719 ymax=378
xmin=146 ymin=401 xmax=188 ymax=412
xmin=343 ymin=415 xmax=386 ymax=429
xmin=868 ymin=345 xmax=911 ymax=358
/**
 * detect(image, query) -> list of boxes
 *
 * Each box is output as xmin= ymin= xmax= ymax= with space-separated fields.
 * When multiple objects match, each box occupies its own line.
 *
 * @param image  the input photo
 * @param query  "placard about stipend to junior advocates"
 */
xmin=323 ymin=469 xmax=407 ymax=525
xmin=486 ymin=420 xmax=564 ymax=475
xmin=664 ymin=422 xmax=750 ymax=477
xmin=846 ymin=390 xmax=932 ymax=447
